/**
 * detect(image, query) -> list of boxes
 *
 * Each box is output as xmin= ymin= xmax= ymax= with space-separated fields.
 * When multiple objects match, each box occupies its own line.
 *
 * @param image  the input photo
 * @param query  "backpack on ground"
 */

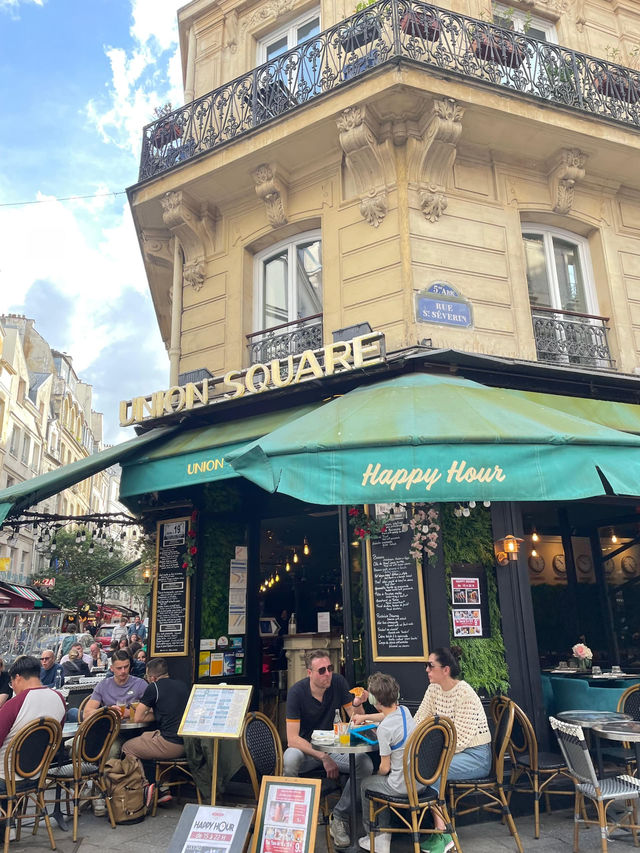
xmin=103 ymin=756 xmax=147 ymax=824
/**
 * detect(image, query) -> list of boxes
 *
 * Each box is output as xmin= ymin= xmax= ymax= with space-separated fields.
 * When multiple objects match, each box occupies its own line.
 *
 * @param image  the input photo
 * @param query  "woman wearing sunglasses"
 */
xmin=413 ymin=646 xmax=491 ymax=853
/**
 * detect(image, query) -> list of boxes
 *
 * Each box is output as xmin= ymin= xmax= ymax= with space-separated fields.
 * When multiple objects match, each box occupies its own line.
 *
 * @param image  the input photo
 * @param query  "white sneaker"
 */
xmin=92 ymin=797 xmax=106 ymax=817
xmin=329 ymin=813 xmax=351 ymax=848
xmin=358 ymin=833 xmax=391 ymax=853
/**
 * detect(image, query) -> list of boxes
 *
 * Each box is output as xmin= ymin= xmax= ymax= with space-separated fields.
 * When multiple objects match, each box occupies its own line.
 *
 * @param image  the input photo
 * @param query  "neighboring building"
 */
xmin=0 ymin=316 xmax=125 ymax=580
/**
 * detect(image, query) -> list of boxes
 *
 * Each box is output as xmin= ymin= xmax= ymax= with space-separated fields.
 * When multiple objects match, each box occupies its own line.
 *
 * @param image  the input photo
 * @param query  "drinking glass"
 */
xmin=612 ymin=665 xmax=622 ymax=675
xmin=338 ymin=722 xmax=350 ymax=746
xmin=557 ymin=661 xmax=568 ymax=669
xmin=591 ymin=666 xmax=602 ymax=676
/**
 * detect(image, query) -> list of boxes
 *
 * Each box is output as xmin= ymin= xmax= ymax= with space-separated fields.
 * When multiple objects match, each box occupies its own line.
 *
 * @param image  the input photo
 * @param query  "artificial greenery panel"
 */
xmin=442 ymin=505 xmax=510 ymax=695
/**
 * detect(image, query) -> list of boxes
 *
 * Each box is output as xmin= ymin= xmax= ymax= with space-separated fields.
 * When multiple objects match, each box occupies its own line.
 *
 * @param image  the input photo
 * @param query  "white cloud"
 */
xmin=86 ymin=0 xmax=184 ymax=156
xmin=0 ymin=0 xmax=44 ymax=13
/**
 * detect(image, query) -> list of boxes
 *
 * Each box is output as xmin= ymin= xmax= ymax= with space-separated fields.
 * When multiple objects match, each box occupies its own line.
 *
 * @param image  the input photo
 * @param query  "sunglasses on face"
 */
xmin=314 ymin=664 xmax=334 ymax=675
xmin=425 ymin=662 xmax=442 ymax=670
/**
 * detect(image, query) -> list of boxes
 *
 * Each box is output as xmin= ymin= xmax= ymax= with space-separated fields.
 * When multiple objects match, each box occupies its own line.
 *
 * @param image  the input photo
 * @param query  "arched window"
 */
xmin=251 ymin=231 xmax=323 ymax=363
xmin=521 ymin=224 xmax=612 ymax=368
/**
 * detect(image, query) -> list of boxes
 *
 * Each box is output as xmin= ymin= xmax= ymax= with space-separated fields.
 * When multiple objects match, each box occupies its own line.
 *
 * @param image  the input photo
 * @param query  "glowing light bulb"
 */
xmin=285 ymin=561 xmax=291 ymax=572
xmin=531 ymin=548 xmax=538 ymax=557
xmin=303 ymin=538 xmax=310 ymax=556
xmin=532 ymin=532 xmax=539 ymax=542
xmin=275 ymin=573 xmax=280 ymax=582
xmin=468 ymin=501 xmax=476 ymax=509
xmin=483 ymin=500 xmax=491 ymax=507
xmin=611 ymin=533 xmax=618 ymax=544
xmin=293 ymin=551 xmax=299 ymax=564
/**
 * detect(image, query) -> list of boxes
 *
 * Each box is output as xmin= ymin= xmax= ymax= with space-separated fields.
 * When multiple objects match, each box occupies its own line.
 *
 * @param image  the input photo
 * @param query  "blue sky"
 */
xmin=0 ymin=0 xmax=185 ymax=443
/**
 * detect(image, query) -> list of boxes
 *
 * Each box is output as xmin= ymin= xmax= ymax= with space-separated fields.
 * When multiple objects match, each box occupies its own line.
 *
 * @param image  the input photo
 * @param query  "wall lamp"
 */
xmin=494 ymin=534 xmax=523 ymax=566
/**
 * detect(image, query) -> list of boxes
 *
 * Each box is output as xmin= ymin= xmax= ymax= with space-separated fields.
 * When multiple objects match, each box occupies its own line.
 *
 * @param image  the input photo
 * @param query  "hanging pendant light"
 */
xmin=303 ymin=537 xmax=310 ymax=556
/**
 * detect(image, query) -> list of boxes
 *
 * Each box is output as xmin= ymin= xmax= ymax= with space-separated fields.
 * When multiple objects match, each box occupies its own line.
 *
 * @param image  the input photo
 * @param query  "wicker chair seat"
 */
xmin=365 ymin=785 xmax=438 ymax=805
xmin=48 ymin=762 xmax=98 ymax=777
xmin=577 ymin=774 xmax=640 ymax=800
xmin=515 ymin=751 xmax=567 ymax=770
xmin=450 ymin=773 xmax=495 ymax=785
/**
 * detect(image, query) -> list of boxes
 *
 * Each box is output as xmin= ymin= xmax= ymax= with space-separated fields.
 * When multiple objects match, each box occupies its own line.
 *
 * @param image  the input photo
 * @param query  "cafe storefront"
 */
xmin=3 ymin=331 xmax=640 ymax=743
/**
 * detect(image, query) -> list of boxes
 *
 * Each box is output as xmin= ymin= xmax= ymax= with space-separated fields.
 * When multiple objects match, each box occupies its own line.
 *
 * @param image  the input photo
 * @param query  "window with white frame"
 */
xmin=258 ymin=8 xmax=321 ymax=64
xmin=21 ymin=434 xmax=31 ymax=466
xmin=254 ymin=232 xmax=323 ymax=331
xmin=521 ymin=225 xmax=595 ymax=314
xmin=257 ymin=8 xmax=321 ymax=104
xmin=492 ymin=3 xmax=557 ymax=42
xmin=9 ymin=427 xmax=20 ymax=457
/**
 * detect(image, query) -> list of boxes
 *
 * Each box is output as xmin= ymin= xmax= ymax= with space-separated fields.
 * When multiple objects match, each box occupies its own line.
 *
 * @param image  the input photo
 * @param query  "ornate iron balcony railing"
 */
xmin=138 ymin=0 xmax=640 ymax=181
xmin=247 ymin=315 xmax=324 ymax=364
xmin=531 ymin=306 xmax=614 ymax=370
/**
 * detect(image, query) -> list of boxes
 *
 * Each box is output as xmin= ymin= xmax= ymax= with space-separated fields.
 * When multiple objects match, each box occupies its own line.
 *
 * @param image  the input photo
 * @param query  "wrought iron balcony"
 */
xmin=247 ymin=315 xmax=323 ymax=364
xmin=531 ymin=306 xmax=614 ymax=370
xmin=138 ymin=0 xmax=640 ymax=182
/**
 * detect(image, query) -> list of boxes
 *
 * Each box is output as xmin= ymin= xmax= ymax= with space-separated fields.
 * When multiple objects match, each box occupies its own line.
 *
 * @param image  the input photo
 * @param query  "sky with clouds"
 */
xmin=0 ymin=0 xmax=185 ymax=444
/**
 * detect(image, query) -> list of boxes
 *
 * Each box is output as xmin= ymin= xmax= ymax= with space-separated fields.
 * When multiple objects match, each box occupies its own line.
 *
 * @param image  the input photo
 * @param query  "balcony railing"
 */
xmin=138 ymin=0 xmax=640 ymax=182
xmin=247 ymin=315 xmax=323 ymax=364
xmin=531 ymin=306 xmax=614 ymax=370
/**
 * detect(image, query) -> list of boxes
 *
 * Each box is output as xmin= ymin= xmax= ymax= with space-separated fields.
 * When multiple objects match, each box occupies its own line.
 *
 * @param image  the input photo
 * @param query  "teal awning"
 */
xmin=119 ymin=404 xmax=318 ymax=498
xmin=0 ymin=427 xmax=174 ymax=526
xmin=227 ymin=373 xmax=640 ymax=504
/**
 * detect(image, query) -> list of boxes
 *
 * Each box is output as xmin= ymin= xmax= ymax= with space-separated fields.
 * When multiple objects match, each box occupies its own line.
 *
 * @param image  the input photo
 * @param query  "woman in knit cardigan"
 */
xmin=413 ymin=646 xmax=491 ymax=852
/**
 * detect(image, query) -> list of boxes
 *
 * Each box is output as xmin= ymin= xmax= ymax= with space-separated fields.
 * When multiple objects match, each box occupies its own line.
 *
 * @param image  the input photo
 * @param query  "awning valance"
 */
xmin=0 ymin=427 xmax=175 ymax=526
xmin=227 ymin=373 xmax=640 ymax=504
xmin=119 ymin=404 xmax=318 ymax=499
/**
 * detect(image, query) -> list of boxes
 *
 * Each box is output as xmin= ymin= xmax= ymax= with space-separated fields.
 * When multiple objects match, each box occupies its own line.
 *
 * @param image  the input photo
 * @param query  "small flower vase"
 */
xmin=578 ymin=658 xmax=588 ymax=671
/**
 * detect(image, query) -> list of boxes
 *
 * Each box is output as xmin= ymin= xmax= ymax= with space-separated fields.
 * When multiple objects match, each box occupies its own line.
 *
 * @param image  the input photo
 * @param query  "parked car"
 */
xmin=95 ymin=624 xmax=116 ymax=650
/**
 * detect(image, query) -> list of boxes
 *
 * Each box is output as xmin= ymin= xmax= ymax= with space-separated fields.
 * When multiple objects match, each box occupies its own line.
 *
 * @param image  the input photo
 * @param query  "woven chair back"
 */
xmin=4 ymin=716 xmax=62 ymax=795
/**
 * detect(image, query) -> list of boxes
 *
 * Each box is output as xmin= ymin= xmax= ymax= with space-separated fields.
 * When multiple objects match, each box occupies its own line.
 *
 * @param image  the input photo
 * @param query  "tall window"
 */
xmin=255 ymin=232 xmax=322 ymax=331
xmin=492 ymin=3 xmax=557 ymax=42
xmin=9 ymin=427 xmax=20 ymax=457
xmin=257 ymin=9 xmax=321 ymax=105
xmin=21 ymin=435 xmax=31 ymax=466
xmin=522 ymin=225 xmax=594 ymax=314
xmin=258 ymin=9 xmax=321 ymax=64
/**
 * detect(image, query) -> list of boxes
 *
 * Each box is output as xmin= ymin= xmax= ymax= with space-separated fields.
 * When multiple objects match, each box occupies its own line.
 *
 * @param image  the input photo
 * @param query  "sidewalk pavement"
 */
xmin=0 ymin=799 xmax=618 ymax=853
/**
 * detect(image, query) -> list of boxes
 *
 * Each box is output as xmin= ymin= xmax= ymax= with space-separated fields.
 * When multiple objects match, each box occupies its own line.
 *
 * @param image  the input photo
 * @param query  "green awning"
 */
xmin=0 ymin=427 xmax=174 ymax=526
xmin=119 ymin=404 xmax=318 ymax=498
xmin=98 ymin=558 xmax=142 ymax=587
xmin=519 ymin=391 xmax=640 ymax=434
xmin=227 ymin=373 xmax=640 ymax=504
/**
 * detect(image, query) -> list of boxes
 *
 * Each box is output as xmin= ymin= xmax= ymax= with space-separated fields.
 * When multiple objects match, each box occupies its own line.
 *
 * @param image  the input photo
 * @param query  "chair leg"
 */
xmin=573 ymin=790 xmax=581 ymax=853
xmin=72 ymin=780 xmax=79 ymax=843
xmin=595 ymin=799 xmax=608 ymax=853
xmin=40 ymin=795 xmax=57 ymax=851
xmin=498 ymin=785 xmax=523 ymax=853
xmin=534 ymin=781 xmax=541 ymax=840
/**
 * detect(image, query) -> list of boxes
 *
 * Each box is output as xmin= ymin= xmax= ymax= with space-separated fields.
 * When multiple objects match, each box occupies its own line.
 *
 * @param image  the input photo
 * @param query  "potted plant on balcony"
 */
xmin=470 ymin=5 xmax=530 ymax=69
xmin=593 ymin=46 xmax=640 ymax=104
xmin=400 ymin=7 xmax=440 ymax=42
xmin=340 ymin=0 xmax=382 ymax=53
xmin=150 ymin=103 xmax=183 ymax=149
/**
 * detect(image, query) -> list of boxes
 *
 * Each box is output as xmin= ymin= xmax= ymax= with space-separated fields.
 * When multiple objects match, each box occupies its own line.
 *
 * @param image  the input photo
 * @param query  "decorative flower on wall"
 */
xmin=348 ymin=506 xmax=390 ymax=539
xmin=406 ymin=506 xmax=440 ymax=566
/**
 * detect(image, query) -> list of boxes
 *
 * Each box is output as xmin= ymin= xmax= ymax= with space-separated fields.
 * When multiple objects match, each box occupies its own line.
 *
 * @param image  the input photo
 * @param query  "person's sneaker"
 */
xmin=145 ymin=783 xmax=156 ymax=809
xmin=91 ymin=798 xmax=106 ymax=817
xmin=157 ymin=787 xmax=172 ymax=805
xmin=358 ymin=832 xmax=391 ymax=852
xmin=420 ymin=833 xmax=454 ymax=853
xmin=329 ymin=813 xmax=350 ymax=848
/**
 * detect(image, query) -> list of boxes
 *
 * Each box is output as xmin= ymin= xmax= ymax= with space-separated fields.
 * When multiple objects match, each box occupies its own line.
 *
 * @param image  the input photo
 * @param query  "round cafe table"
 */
xmin=557 ymin=711 xmax=631 ymax=777
xmin=311 ymin=738 xmax=378 ymax=852
xmin=592 ymin=720 xmax=640 ymax=779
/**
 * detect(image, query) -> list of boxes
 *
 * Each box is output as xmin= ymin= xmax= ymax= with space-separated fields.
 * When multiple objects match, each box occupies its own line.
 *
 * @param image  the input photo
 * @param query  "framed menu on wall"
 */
xmin=151 ymin=516 xmax=191 ymax=657
xmin=365 ymin=506 xmax=428 ymax=662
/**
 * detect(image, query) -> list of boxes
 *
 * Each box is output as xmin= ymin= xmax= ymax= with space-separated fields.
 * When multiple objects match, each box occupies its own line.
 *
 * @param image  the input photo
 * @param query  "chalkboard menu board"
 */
xmin=151 ymin=516 xmax=191 ymax=657
xmin=366 ymin=508 xmax=428 ymax=662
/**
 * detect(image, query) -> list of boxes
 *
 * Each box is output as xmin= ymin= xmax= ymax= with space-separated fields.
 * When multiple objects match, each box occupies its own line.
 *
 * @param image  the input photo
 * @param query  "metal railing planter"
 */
xmin=531 ymin=306 xmax=614 ymax=370
xmin=138 ymin=0 xmax=640 ymax=182
xmin=246 ymin=315 xmax=324 ymax=364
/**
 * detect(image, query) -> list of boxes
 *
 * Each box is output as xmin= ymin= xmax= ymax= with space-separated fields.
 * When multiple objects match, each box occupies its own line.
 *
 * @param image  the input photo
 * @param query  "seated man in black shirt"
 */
xmin=122 ymin=657 xmax=189 ymax=807
xmin=284 ymin=649 xmax=372 ymax=849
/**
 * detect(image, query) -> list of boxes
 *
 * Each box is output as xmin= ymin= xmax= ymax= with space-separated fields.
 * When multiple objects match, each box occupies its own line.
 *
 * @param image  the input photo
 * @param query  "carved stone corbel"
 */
xmin=548 ymin=148 xmax=587 ymax=214
xmin=408 ymin=97 xmax=464 ymax=223
xmin=252 ymin=164 xmax=288 ymax=227
xmin=160 ymin=191 xmax=216 ymax=290
xmin=140 ymin=229 xmax=173 ymax=268
xmin=337 ymin=105 xmax=392 ymax=228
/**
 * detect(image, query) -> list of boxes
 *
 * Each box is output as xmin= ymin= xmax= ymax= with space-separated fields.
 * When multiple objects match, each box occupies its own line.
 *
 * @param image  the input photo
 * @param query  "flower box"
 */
xmin=594 ymin=71 xmax=640 ymax=104
xmin=150 ymin=121 xmax=183 ymax=149
xmin=400 ymin=10 xmax=440 ymax=41
xmin=472 ymin=32 xmax=525 ymax=69
xmin=340 ymin=15 xmax=382 ymax=53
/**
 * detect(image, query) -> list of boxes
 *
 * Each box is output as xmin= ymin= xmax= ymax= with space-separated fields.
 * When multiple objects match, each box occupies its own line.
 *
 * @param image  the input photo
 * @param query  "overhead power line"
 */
xmin=0 ymin=190 xmax=127 ymax=208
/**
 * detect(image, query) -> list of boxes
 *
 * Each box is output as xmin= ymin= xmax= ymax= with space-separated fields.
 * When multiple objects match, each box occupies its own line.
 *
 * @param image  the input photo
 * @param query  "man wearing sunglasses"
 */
xmin=284 ymin=649 xmax=373 ymax=848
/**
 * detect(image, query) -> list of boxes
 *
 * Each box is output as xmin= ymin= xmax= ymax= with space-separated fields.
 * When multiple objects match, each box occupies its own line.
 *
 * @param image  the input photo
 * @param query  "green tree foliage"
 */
xmin=33 ymin=530 xmax=126 ymax=611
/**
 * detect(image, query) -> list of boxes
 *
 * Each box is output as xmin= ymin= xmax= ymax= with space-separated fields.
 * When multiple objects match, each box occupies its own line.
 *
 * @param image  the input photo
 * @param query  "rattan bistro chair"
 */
xmin=2 ymin=716 xmax=62 ymax=853
xmin=366 ymin=714 xmax=462 ymax=853
xmin=497 ymin=696 xmax=574 ymax=839
xmin=550 ymin=715 xmax=640 ymax=852
xmin=448 ymin=699 xmax=524 ymax=853
xmin=46 ymin=707 xmax=120 ymax=841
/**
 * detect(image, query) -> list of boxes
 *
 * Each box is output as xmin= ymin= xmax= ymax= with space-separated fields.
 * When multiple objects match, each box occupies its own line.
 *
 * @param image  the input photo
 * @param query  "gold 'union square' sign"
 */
xmin=119 ymin=332 xmax=386 ymax=427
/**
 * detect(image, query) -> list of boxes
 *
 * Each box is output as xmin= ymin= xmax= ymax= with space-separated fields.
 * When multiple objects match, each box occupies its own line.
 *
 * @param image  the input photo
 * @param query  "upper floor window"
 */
xmin=492 ymin=3 xmax=557 ymax=42
xmin=9 ymin=427 xmax=20 ymax=457
xmin=522 ymin=224 xmax=613 ymax=368
xmin=21 ymin=434 xmax=31 ymax=466
xmin=258 ymin=9 xmax=321 ymax=64
xmin=522 ymin=225 xmax=595 ymax=314
xmin=255 ymin=231 xmax=323 ymax=331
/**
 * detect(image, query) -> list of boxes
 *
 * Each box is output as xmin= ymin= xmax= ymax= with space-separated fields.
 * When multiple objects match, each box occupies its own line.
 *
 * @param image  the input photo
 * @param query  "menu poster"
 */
xmin=178 ymin=684 xmax=253 ymax=739
xmin=167 ymin=804 xmax=254 ymax=853
xmin=453 ymin=608 xmax=483 ymax=637
xmin=251 ymin=777 xmax=321 ymax=853
xmin=366 ymin=506 xmax=428 ymax=662
xmin=151 ymin=516 xmax=191 ymax=656
xmin=451 ymin=577 xmax=481 ymax=605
